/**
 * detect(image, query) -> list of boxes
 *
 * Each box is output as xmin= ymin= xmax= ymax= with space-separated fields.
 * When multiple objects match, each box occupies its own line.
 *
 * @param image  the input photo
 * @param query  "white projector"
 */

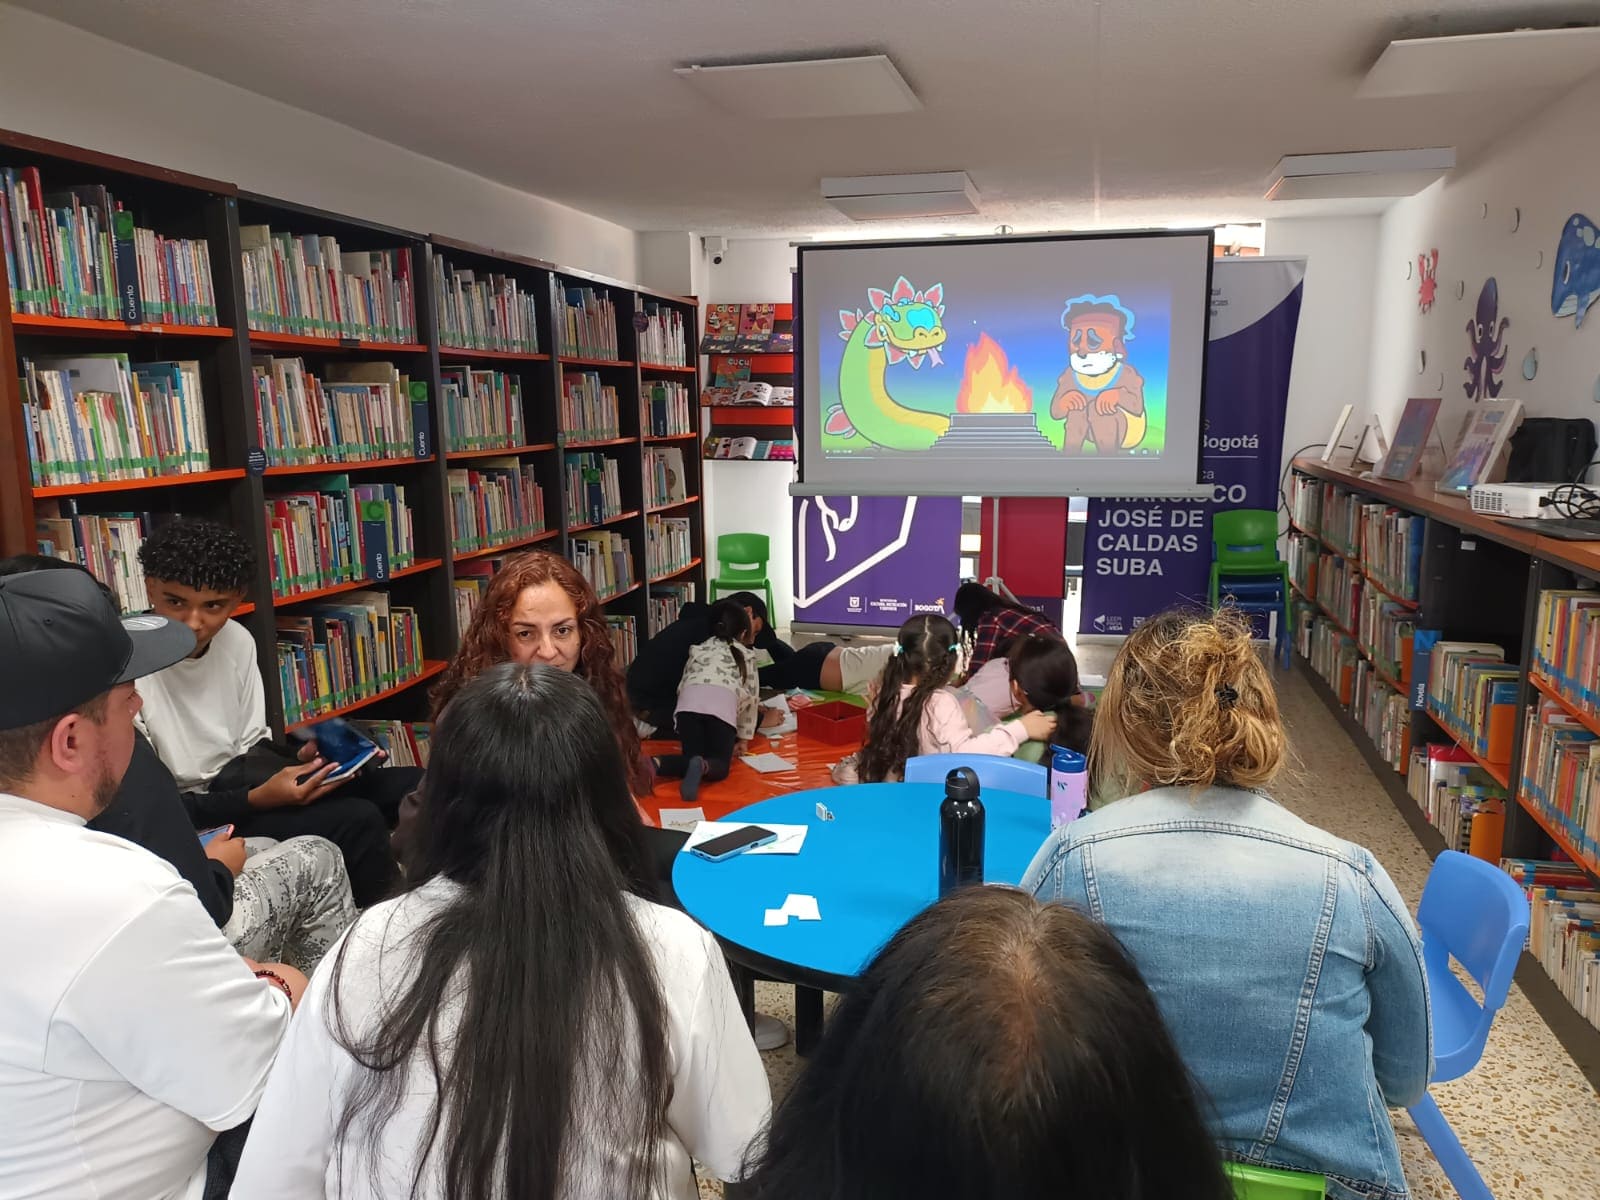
xmin=1468 ymin=482 xmax=1566 ymax=518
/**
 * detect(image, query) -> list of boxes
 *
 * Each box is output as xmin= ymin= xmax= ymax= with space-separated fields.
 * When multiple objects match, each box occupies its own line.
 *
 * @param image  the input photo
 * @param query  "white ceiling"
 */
xmin=11 ymin=0 xmax=1600 ymax=236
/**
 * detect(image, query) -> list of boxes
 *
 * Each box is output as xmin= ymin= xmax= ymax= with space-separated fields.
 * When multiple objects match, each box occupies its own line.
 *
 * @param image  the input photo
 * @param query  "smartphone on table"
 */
xmin=292 ymin=717 xmax=383 ymax=783
xmin=689 ymin=825 xmax=778 ymax=863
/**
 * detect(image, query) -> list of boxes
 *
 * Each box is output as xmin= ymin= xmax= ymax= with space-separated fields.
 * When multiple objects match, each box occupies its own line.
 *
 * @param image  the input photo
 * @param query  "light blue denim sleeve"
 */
xmin=1021 ymin=829 xmax=1090 ymax=911
xmin=1362 ymin=854 xmax=1434 ymax=1107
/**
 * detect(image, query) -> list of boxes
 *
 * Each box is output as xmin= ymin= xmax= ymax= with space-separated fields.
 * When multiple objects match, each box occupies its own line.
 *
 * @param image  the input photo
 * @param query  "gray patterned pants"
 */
xmin=223 ymin=835 xmax=357 ymax=974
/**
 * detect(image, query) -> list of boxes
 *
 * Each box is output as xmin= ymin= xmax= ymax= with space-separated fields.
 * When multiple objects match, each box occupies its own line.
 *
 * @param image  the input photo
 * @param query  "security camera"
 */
xmin=705 ymin=235 xmax=729 ymax=265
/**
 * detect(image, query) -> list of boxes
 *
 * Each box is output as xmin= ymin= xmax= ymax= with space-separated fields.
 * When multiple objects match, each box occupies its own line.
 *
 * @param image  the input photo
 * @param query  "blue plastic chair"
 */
xmin=904 ymin=753 xmax=1048 ymax=797
xmin=1406 ymin=851 xmax=1530 ymax=1200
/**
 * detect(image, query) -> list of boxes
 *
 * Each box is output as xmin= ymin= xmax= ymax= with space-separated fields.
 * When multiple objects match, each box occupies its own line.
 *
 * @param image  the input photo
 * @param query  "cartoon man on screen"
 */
xmin=1051 ymin=294 xmax=1146 ymax=454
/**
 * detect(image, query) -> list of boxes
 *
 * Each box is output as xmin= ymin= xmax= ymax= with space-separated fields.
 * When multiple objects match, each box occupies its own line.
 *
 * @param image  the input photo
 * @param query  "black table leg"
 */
xmin=731 ymin=962 xmax=756 ymax=1031
xmin=794 ymin=985 xmax=824 ymax=1056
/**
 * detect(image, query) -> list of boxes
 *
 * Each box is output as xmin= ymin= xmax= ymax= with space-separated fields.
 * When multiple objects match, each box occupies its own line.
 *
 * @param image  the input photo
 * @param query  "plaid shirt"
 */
xmin=967 ymin=606 xmax=1060 ymax=673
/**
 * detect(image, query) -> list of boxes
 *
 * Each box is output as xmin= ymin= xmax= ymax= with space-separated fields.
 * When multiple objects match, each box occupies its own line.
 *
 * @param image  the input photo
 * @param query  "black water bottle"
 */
xmin=938 ymin=766 xmax=986 ymax=896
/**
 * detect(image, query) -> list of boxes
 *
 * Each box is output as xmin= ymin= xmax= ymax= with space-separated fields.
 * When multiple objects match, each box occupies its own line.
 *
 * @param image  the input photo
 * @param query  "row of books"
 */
xmin=701 ymin=304 xmax=792 ymax=354
xmin=446 ymin=461 xmax=546 ymax=556
xmin=571 ymin=530 xmax=634 ymax=599
xmin=702 ymin=381 xmax=794 ymax=406
xmin=1289 ymin=474 xmax=1322 ymax=535
xmin=646 ymin=514 xmax=693 ymax=580
xmin=21 ymin=353 xmax=211 ymax=486
xmin=636 ymin=301 xmax=687 ymax=366
xmin=645 ymin=447 xmax=689 ymax=509
xmin=452 ymin=557 xmax=511 ymax=635
xmin=431 ymin=259 xmax=540 ymax=354
xmin=240 ymin=225 xmax=416 ymax=343
xmin=557 ymin=286 xmax=618 ymax=360
xmin=561 ymin=372 xmax=619 ymax=442
xmin=1315 ymin=550 xmax=1361 ymax=634
xmin=264 ymin=477 xmax=416 ymax=598
xmin=607 ymin=614 xmax=639 ymax=667
xmin=704 ymin=436 xmax=794 ymax=461
xmin=1502 ymin=859 xmax=1600 ymax=1031
xmin=253 ymin=356 xmax=428 ymax=466
xmin=1521 ymin=697 xmax=1600 ymax=866
xmin=1316 ymin=483 xmax=1362 ymax=557
xmin=1357 ymin=587 xmax=1415 ymax=685
xmin=439 ymin=366 xmax=525 ymax=453
xmin=1301 ymin=611 xmax=1360 ymax=706
xmin=1531 ymin=588 xmax=1600 ymax=718
xmin=275 ymin=592 xmax=426 ymax=726
xmin=1 ymin=170 xmax=218 ymax=324
xmin=1408 ymin=742 xmax=1506 ymax=854
xmin=1423 ymin=638 xmax=1517 ymax=766
xmin=349 ymin=719 xmax=433 ymax=769
xmin=643 ymin=380 xmax=693 ymax=438
xmin=565 ymin=452 xmax=624 ymax=527
xmin=33 ymin=503 xmax=151 ymax=614
xmin=1286 ymin=534 xmax=1318 ymax=600
xmin=648 ymin=583 xmax=695 ymax=636
xmin=1359 ymin=505 xmax=1424 ymax=602
xmin=1353 ymin=659 xmax=1411 ymax=775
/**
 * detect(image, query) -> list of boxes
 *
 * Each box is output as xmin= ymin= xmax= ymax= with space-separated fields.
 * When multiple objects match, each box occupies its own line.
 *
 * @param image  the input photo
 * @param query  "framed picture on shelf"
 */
xmin=1376 ymin=397 xmax=1442 ymax=481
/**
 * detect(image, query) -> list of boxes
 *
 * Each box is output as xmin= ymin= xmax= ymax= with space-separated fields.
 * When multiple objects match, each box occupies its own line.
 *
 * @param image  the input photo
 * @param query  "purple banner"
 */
xmin=1079 ymin=258 xmax=1305 ymax=635
xmin=792 ymin=495 xmax=962 ymax=627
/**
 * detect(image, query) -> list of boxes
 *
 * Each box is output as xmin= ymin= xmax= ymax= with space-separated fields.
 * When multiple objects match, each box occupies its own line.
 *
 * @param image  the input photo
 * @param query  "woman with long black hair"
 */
xmin=231 ymin=663 xmax=770 ymax=1200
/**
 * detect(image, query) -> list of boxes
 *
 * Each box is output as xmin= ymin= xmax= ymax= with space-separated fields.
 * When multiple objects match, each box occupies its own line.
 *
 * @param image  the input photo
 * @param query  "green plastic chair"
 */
xmin=1225 ymin=1161 xmax=1327 ymax=1200
xmin=709 ymin=531 xmax=774 ymax=616
xmin=1208 ymin=508 xmax=1292 ymax=670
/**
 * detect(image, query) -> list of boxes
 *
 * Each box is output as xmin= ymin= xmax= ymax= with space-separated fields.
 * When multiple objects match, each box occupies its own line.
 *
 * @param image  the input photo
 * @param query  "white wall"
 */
xmin=1366 ymin=73 xmax=1600 ymax=461
xmin=700 ymin=240 xmax=800 ymax=631
xmin=0 ymin=6 xmax=638 ymax=280
xmin=1263 ymin=218 xmax=1382 ymax=469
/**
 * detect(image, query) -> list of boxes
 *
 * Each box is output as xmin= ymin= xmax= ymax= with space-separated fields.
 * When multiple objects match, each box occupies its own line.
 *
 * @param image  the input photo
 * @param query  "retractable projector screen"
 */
xmin=792 ymin=230 xmax=1214 ymax=497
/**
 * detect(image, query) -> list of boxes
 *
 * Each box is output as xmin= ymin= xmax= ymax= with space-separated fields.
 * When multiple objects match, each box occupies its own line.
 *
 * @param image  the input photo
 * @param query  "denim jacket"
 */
xmin=1023 ymin=786 xmax=1432 ymax=1200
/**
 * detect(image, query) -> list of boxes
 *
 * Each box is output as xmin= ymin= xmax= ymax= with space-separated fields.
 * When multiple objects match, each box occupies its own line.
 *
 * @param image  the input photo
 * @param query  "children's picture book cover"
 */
xmin=1377 ymin=397 xmax=1442 ymax=481
xmin=700 ymin=304 xmax=741 ymax=353
xmin=734 ymin=304 xmax=776 ymax=351
xmin=1436 ymin=399 xmax=1524 ymax=493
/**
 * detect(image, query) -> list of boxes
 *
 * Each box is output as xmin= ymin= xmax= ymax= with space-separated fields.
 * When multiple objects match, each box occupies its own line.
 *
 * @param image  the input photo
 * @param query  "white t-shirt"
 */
xmin=136 ymin=617 xmax=270 ymax=790
xmin=0 ymin=792 xmax=289 ymax=1200
xmin=232 ymin=878 xmax=771 ymax=1200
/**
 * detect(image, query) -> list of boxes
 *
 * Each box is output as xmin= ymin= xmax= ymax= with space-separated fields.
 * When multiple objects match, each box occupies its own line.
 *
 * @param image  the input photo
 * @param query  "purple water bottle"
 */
xmin=1049 ymin=744 xmax=1088 ymax=830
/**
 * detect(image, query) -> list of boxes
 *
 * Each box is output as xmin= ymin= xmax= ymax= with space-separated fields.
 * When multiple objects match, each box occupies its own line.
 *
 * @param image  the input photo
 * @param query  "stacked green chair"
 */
xmin=1208 ymin=508 xmax=1293 ymax=670
xmin=709 ymin=532 xmax=774 ymax=617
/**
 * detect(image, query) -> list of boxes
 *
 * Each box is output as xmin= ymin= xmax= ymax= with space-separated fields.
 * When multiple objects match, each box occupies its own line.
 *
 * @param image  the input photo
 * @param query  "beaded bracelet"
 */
xmin=255 ymin=968 xmax=293 ymax=1003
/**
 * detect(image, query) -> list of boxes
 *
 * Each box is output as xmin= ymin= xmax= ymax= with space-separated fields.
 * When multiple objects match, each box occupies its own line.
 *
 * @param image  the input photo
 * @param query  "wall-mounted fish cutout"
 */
xmin=1552 ymin=213 xmax=1600 ymax=328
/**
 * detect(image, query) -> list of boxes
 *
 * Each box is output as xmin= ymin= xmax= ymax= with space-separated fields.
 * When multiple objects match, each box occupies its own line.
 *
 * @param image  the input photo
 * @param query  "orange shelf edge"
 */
xmin=33 ymin=468 xmax=247 ymax=498
xmin=11 ymin=314 xmax=233 ymax=338
xmin=438 ymin=346 xmax=549 ymax=362
xmin=262 ymin=455 xmax=435 ymax=476
xmin=270 ymin=557 xmax=442 ymax=606
xmin=284 ymin=660 xmax=447 ymax=733
xmin=568 ymin=509 xmax=641 ymax=533
xmin=1514 ymin=790 xmax=1600 ymax=878
xmin=445 ymin=443 xmax=557 ymax=461
xmin=1529 ymin=671 xmax=1600 ymax=740
xmin=452 ymin=529 xmax=560 ymax=563
xmin=649 ymin=557 xmax=703 ymax=583
xmin=597 ymin=582 xmax=642 ymax=604
xmin=647 ymin=495 xmax=699 ymax=514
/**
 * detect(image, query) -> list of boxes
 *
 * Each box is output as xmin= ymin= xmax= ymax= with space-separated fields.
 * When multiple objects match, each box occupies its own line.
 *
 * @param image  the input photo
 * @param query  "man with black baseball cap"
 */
xmin=0 ymin=569 xmax=294 ymax=1199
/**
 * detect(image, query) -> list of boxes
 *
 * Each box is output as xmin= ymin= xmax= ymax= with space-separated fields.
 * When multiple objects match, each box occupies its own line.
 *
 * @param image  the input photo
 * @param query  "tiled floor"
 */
xmin=698 ymin=658 xmax=1600 ymax=1199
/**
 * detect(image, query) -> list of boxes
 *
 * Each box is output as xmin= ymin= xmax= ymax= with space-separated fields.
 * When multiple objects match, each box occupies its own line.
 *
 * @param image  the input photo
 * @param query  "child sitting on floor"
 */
xmin=849 ymin=614 xmax=1056 ymax=784
xmin=653 ymin=599 xmax=761 ymax=801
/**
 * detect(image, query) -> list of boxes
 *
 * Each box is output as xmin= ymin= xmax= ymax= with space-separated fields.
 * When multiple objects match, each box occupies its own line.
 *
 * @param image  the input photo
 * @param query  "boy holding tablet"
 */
xmin=134 ymin=519 xmax=418 ymax=905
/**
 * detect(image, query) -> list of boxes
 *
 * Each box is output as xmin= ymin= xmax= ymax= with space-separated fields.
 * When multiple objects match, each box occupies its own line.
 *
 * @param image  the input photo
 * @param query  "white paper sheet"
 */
xmin=764 ymin=908 xmax=790 ymax=926
xmin=782 ymin=893 xmax=820 ymax=921
xmin=740 ymin=751 xmax=796 ymax=774
xmin=757 ymin=698 xmax=798 ymax=738
xmin=657 ymin=806 xmax=705 ymax=833
xmin=685 ymin=821 xmax=809 ymax=855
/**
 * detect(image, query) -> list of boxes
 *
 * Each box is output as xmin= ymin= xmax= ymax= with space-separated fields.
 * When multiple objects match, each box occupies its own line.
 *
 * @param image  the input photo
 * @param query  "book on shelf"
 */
xmin=1290 ymin=474 xmax=1322 ymax=532
xmin=732 ymin=381 xmax=776 ymax=406
xmin=1376 ymin=397 xmax=1443 ymax=482
xmin=265 ymin=475 xmax=415 ymax=598
xmin=713 ymin=356 xmax=752 ymax=387
xmin=1358 ymin=589 xmax=1415 ymax=683
xmin=253 ymin=357 xmax=428 ymax=465
xmin=701 ymin=304 xmax=741 ymax=353
xmin=1521 ymin=696 xmax=1600 ymax=864
xmin=570 ymin=530 xmax=634 ymax=598
xmin=33 ymin=501 xmax=152 ymax=614
xmin=648 ymin=582 xmax=696 ymax=635
xmin=556 ymin=285 xmax=618 ymax=360
xmin=1314 ymin=550 xmax=1361 ymax=632
xmin=1360 ymin=505 xmax=1424 ymax=602
xmin=1436 ymin=399 xmax=1524 ymax=494
xmin=560 ymin=371 xmax=620 ymax=442
xmin=431 ymin=259 xmax=540 ymax=354
xmin=1503 ymin=859 xmax=1600 ymax=1032
xmin=276 ymin=590 xmax=425 ymax=725
xmin=447 ymin=459 xmax=546 ymax=555
xmin=239 ymin=225 xmax=416 ymax=343
xmin=564 ymin=452 xmax=623 ymax=526
xmin=637 ymin=301 xmax=687 ymax=366
xmin=1352 ymin=658 xmax=1411 ymax=773
xmin=1406 ymin=742 xmax=1505 ymax=852
xmin=734 ymin=304 xmax=775 ymax=352
xmin=645 ymin=446 xmax=688 ymax=508
xmin=440 ymin=366 xmax=525 ymax=453
xmin=1305 ymin=614 xmax=1361 ymax=704
xmin=1 ymin=169 xmax=218 ymax=324
xmin=452 ymin=557 xmax=516 ymax=635
xmin=1287 ymin=533 xmax=1319 ymax=598
xmin=704 ymin=435 xmax=794 ymax=461
xmin=646 ymin=514 xmax=692 ymax=578
xmin=643 ymin=380 xmax=692 ymax=437
xmin=349 ymin=719 xmax=432 ymax=768
xmin=607 ymin=614 xmax=639 ymax=668
xmin=19 ymin=353 xmax=212 ymax=486
xmin=1532 ymin=588 xmax=1600 ymax=715
xmin=1425 ymin=641 xmax=1516 ymax=762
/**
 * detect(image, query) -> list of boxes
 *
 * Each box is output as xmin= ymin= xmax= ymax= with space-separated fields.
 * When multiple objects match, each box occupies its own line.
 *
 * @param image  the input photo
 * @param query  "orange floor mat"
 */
xmin=642 ymin=728 xmax=860 ymax=823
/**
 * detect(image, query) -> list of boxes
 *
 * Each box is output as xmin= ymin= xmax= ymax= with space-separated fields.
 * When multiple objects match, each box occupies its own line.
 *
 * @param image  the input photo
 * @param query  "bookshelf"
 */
xmin=1 ymin=129 xmax=705 ymax=739
xmin=1290 ymin=458 xmax=1600 ymax=1078
xmin=702 ymin=302 xmax=795 ymax=462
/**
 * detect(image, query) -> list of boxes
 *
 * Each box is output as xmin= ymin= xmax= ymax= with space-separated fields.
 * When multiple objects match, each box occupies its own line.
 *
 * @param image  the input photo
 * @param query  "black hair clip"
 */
xmin=1215 ymin=684 xmax=1239 ymax=709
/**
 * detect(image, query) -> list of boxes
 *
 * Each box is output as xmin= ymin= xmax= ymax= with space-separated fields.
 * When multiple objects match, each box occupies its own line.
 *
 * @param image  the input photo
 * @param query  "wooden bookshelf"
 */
xmin=0 ymin=129 xmax=706 ymax=739
xmin=648 ymin=495 xmax=699 ymax=514
xmin=285 ymin=659 xmax=447 ymax=733
xmin=650 ymin=557 xmax=702 ymax=583
xmin=1289 ymin=456 xmax=1600 ymax=1071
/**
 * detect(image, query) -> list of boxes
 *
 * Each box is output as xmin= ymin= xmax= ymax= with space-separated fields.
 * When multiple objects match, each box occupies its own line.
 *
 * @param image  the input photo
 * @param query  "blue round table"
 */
xmin=674 ymin=783 xmax=1051 ymax=1048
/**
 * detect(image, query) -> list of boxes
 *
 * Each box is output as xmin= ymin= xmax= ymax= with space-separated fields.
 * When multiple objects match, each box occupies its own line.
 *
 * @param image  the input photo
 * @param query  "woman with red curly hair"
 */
xmin=430 ymin=551 xmax=653 ymax=795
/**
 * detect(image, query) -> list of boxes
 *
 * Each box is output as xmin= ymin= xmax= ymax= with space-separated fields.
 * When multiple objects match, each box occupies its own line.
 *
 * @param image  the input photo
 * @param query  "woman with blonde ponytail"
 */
xmin=1023 ymin=608 xmax=1431 ymax=1200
